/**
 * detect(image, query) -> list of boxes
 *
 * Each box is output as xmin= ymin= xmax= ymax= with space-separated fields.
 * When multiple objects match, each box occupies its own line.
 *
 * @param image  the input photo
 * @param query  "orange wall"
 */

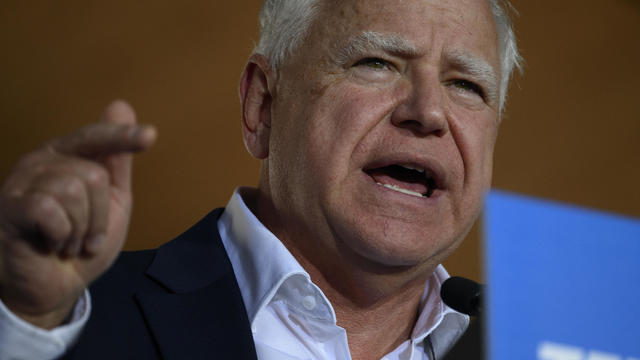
xmin=1 ymin=1 xmax=638 ymax=281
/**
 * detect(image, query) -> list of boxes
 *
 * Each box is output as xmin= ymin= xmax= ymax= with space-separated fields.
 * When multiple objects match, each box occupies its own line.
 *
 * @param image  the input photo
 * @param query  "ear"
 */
xmin=239 ymin=54 xmax=273 ymax=160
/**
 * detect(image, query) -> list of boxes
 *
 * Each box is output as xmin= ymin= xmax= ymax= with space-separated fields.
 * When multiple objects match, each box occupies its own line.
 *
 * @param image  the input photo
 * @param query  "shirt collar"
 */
xmin=412 ymin=266 xmax=470 ymax=358
xmin=217 ymin=187 xmax=336 ymax=327
xmin=218 ymin=187 xmax=468 ymax=345
xmin=413 ymin=266 xmax=469 ymax=342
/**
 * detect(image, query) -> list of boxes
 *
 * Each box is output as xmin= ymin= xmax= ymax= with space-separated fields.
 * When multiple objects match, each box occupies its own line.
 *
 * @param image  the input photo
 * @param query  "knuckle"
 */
xmin=26 ymin=193 xmax=61 ymax=220
xmin=60 ymin=177 xmax=85 ymax=198
xmin=26 ymin=194 xmax=73 ymax=242
xmin=15 ymin=151 xmax=47 ymax=171
xmin=1 ymin=189 xmax=24 ymax=201
xmin=84 ymin=166 xmax=109 ymax=187
xmin=8 ymin=148 xmax=61 ymax=185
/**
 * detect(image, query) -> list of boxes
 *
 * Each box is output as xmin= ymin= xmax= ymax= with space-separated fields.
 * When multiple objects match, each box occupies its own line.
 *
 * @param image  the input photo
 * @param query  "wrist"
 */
xmin=0 ymin=288 xmax=79 ymax=330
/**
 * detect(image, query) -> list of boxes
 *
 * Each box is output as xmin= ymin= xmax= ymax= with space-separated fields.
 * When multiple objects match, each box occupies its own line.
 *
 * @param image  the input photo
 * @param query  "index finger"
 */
xmin=48 ymin=101 xmax=157 ymax=159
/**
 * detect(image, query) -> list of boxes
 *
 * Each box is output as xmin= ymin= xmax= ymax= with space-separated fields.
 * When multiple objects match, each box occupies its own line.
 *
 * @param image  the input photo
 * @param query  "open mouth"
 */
xmin=364 ymin=164 xmax=438 ymax=198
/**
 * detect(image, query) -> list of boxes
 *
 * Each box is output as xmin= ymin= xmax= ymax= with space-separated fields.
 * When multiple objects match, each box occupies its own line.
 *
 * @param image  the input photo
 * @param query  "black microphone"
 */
xmin=440 ymin=277 xmax=485 ymax=360
xmin=440 ymin=276 xmax=484 ymax=316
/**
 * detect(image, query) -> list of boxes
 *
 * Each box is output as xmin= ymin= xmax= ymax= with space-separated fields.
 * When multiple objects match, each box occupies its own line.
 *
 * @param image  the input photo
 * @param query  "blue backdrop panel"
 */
xmin=484 ymin=190 xmax=640 ymax=360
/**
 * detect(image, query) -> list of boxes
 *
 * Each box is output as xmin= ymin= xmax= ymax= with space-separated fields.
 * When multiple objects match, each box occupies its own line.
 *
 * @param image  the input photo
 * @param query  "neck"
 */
xmin=305 ymin=258 xmax=429 ymax=360
xmin=248 ymin=186 xmax=435 ymax=359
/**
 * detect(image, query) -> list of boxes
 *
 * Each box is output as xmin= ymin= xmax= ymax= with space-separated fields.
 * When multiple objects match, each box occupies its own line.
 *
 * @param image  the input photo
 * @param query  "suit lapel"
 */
xmin=138 ymin=208 xmax=257 ymax=360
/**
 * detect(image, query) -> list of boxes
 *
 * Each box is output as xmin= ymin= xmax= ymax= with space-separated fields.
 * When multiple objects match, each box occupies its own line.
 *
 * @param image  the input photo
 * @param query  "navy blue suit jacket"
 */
xmin=62 ymin=208 xmax=258 ymax=359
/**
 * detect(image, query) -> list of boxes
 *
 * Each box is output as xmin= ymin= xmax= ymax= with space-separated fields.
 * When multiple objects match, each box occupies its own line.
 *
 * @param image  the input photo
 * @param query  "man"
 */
xmin=0 ymin=0 xmax=521 ymax=358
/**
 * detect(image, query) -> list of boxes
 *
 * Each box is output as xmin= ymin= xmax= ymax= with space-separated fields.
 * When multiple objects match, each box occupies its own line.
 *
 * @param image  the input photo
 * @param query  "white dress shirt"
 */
xmin=218 ymin=188 xmax=468 ymax=360
xmin=0 ymin=187 xmax=468 ymax=360
xmin=0 ymin=291 xmax=90 ymax=360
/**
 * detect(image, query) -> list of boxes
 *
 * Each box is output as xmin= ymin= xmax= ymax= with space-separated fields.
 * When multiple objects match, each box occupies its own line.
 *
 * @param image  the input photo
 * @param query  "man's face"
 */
xmin=264 ymin=0 xmax=501 ymax=270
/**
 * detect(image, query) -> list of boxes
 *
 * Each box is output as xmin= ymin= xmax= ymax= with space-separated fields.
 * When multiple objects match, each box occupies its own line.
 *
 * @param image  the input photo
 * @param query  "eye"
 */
xmin=353 ymin=57 xmax=392 ymax=71
xmin=452 ymin=79 xmax=485 ymax=99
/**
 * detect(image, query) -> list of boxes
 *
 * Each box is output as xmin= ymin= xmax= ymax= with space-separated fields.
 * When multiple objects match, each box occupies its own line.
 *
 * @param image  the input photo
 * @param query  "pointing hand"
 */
xmin=0 ymin=100 xmax=156 ymax=329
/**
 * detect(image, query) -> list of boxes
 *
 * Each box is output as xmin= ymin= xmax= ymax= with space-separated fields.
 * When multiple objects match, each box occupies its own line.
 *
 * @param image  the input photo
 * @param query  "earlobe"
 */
xmin=240 ymin=54 xmax=273 ymax=160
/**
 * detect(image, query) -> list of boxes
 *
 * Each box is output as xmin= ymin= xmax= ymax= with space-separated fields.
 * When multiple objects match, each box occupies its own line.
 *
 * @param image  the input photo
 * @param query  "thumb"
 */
xmin=100 ymin=100 xmax=156 ymax=193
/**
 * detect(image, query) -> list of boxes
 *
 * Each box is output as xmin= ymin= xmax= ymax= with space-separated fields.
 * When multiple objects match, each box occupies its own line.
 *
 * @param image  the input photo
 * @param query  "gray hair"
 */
xmin=489 ymin=0 xmax=524 ymax=111
xmin=254 ymin=0 xmax=319 ymax=70
xmin=254 ymin=0 xmax=523 ymax=111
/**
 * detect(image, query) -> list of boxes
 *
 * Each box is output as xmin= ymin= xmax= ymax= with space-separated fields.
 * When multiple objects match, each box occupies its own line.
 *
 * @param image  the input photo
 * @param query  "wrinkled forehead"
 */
xmin=309 ymin=0 xmax=499 ymax=63
xmin=315 ymin=0 xmax=495 ymax=29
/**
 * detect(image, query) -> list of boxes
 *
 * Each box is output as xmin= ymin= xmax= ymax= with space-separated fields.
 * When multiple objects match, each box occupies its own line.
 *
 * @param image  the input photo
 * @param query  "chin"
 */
xmin=330 ymin=215 xmax=461 ymax=270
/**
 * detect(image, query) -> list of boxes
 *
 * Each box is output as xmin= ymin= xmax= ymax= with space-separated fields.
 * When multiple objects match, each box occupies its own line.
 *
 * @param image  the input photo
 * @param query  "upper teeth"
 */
xmin=399 ymin=164 xmax=424 ymax=173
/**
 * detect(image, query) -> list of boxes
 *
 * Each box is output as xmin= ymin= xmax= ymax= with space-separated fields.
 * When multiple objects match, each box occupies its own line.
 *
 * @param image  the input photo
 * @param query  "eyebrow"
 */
xmin=334 ymin=31 xmax=419 ymax=66
xmin=447 ymin=50 xmax=499 ymax=103
xmin=334 ymin=31 xmax=499 ymax=104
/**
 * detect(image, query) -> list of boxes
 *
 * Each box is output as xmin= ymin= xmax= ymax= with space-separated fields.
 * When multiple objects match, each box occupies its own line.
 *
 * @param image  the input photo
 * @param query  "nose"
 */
xmin=390 ymin=72 xmax=449 ymax=137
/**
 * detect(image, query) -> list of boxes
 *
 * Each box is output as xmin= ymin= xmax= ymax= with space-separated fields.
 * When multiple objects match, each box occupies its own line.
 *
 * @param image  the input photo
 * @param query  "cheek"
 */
xmin=444 ymin=110 xmax=497 ymax=236
xmin=270 ymin=73 xmax=402 ymax=203
xmin=474 ymin=117 xmax=499 ymax=186
xmin=267 ymin=91 xmax=356 ymax=197
xmin=449 ymin=108 xmax=499 ymax=191
xmin=306 ymin=85 xmax=396 ymax=173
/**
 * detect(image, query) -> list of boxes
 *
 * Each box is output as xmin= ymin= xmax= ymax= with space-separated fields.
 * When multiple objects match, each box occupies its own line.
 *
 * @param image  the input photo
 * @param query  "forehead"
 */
xmin=310 ymin=0 xmax=499 ymax=64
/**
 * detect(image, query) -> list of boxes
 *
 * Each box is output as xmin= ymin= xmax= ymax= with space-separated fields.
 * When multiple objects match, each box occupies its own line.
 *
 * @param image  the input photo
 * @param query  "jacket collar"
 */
xmin=146 ymin=208 xmax=229 ymax=293
xmin=138 ymin=208 xmax=257 ymax=360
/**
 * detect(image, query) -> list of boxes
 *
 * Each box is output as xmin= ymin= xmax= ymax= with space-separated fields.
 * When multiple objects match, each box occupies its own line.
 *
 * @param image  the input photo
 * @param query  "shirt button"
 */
xmin=302 ymin=295 xmax=317 ymax=310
